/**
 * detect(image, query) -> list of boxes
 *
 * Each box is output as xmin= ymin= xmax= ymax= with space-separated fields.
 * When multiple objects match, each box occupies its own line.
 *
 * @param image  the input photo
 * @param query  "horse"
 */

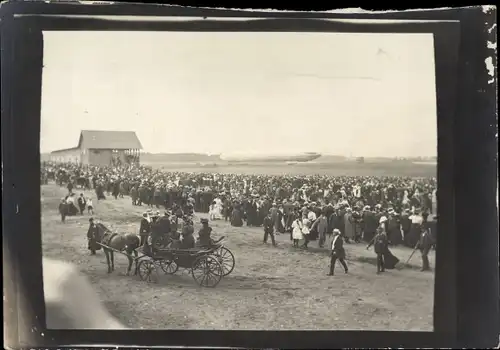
xmin=94 ymin=223 xmax=141 ymax=275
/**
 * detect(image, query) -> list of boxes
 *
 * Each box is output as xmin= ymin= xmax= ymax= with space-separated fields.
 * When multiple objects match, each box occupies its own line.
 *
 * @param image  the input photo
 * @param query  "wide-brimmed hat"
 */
xmin=200 ymin=218 xmax=209 ymax=224
xmin=379 ymin=216 xmax=388 ymax=224
xmin=333 ymin=229 xmax=341 ymax=235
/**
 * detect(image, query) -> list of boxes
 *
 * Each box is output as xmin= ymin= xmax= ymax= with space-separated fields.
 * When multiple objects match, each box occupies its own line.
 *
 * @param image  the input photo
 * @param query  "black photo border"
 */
xmin=1 ymin=2 xmax=498 ymax=349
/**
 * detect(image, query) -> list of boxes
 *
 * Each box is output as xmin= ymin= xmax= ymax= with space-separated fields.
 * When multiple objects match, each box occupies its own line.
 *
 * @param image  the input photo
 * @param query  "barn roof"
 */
xmin=78 ymin=130 xmax=143 ymax=150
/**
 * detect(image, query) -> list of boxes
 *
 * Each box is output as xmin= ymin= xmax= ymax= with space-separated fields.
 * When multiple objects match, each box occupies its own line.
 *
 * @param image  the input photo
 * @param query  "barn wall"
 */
xmin=81 ymin=148 xmax=90 ymax=165
xmin=49 ymin=149 xmax=81 ymax=164
xmin=88 ymin=149 xmax=113 ymax=166
xmin=50 ymin=147 xmax=141 ymax=166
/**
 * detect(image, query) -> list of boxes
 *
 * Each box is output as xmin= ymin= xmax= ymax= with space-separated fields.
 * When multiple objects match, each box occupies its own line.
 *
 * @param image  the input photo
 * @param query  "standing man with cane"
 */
xmin=416 ymin=226 xmax=433 ymax=271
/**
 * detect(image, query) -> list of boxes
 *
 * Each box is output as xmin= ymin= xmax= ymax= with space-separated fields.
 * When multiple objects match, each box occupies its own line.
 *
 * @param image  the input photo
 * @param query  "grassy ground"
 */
xmin=143 ymin=161 xmax=437 ymax=178
xmin=42 ymin=184 xmax=435 ymax=330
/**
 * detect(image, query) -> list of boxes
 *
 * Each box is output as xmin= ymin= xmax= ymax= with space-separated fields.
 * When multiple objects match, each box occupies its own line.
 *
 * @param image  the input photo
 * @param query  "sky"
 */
xmin=40 ymin=30 xmax=437 ymax=157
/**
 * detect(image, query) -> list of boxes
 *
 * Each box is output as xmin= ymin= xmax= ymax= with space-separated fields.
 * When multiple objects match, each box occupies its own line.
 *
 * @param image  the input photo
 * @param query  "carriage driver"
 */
xmin=197 ymin=218 xmax=222 ymax=247
xmin=87 ymin=218 xmax=99 ymax=255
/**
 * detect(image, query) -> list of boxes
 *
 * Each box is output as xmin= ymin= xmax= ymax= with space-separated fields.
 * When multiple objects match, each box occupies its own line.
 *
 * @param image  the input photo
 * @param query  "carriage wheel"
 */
xmin=215 ymin=247 xmax=235 ymax=276
xmin=191 ymin=255 xmax=223 ymax=288
xmin=159 ymin=259 xmax=178 ymax=275
xmin=138 ymin=260 xmax=159 ymax=283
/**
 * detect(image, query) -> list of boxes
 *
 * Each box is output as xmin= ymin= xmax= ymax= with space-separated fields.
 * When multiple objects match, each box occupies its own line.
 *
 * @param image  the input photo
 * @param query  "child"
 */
xmin=87 ymin=197 xmax=94 ymax=215
xmin=291 ymin=217 xmax=303 ymax=248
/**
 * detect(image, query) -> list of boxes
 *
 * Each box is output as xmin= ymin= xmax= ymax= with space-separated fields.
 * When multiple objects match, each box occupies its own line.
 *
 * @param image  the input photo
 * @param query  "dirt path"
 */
xmin=42 ymin=184 xmax=434 ymax=330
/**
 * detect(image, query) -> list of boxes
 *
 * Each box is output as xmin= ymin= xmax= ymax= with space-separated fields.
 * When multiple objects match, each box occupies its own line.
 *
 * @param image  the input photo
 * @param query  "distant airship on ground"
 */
xmin=219 ymin=152 xmax=321 ymax=163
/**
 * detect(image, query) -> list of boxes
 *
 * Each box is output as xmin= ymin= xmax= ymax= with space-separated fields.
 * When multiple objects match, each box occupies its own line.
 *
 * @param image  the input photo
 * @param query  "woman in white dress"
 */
xmin=292 ymin=217 xmax=304 ymax=248
xmin=214 ymin=197 xmax=223 ymax=219
xmin=209 ymin=201 xmax=217 ymax=221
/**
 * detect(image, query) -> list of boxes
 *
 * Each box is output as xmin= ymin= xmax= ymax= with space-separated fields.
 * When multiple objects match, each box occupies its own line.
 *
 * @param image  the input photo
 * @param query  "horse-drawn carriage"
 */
xmin=94 ymin=223 xmax=235 ymax=288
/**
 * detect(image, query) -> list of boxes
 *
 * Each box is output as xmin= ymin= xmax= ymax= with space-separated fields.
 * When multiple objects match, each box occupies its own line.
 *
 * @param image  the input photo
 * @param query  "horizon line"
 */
xmin=40 ymin=150 xmax=437 ymax=159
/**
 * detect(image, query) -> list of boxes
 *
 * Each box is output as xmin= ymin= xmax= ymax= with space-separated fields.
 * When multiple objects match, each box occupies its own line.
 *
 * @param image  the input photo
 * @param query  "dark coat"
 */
xmin=151 ymin=216 xmax=170 ymax=238
xmin=330 ymin=234 xmax=346 ymax=259
xmin=59 ymin=203 xmax=68 ymax=216
xmin=400 ymin=214 xmax=411 ymax=232
xmin=263 ymin=216 xmax=274 ymax=233
xmin=198 ymin=226 xmax=213 ymax=246
xmin=373 ymin=232 xmax=389 ymax=255
xmin=363 ymin=211 xmax=378 ymax=233
xmin=171 ymin=235 xmax=195 ymax=249
xmin=427 ymin=219 xmax=438 ymax=243
xmin=231 ymin=208 xmax=243 ymax=227
xmin=139 ymin=218 xmax=151 ymax=237
xmin=77 ymin=196 xmax=86 ymax=208
xmin=87 ymin=223 xmax=101 ymax=251
xmin=417 ymin=230 xmax=433 ymax=254
xmin=387 ymin=217 xmax=402 ymax=245
xmin=180 ymin=234 xmax=195 ymax=249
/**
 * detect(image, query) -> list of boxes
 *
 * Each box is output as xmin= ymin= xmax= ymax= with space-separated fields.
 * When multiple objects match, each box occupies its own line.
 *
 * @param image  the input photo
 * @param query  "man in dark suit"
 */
xmin=59 ymin=198 xmax=68 ymax=223
xmin=427 ymin=215 xmax=438 ymax=250
xmin=77 ymin=193 xmax=86 ymax=215
xmin=416 ymin=227 xmax=433 ymax=271
xmin=263 ymin=212 xmax=277 ymax=246
xmin=87 ymin=218 xmax=99 ymax=255
xmin=367 ymin=226 xmax=389 ymax=274
xmin=328 ymin=229 xmax=348 ymax=276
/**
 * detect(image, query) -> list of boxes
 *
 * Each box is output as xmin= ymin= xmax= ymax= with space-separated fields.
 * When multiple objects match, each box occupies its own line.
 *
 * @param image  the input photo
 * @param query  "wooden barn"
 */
xmin=49 ymin=130 xmax=143 ymax=166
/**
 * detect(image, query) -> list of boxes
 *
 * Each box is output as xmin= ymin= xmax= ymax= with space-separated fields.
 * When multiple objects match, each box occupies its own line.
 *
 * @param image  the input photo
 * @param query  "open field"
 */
xmin=42 ymin=183 xmax=435 ymax=330
xmin=143 ymin=161 xmax=437 ymax=178
xmin=41 ymin=152 xmax=437 ymax=177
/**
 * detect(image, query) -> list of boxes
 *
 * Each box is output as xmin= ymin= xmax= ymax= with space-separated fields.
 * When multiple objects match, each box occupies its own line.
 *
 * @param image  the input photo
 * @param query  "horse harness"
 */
xmin=101 ymin=231 xmax=118 ymax=248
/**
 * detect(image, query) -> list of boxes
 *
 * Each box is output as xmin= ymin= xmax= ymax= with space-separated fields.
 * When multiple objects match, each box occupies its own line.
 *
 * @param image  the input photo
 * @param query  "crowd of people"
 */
xmin=43 ymin=161 xmax=437 ymax=271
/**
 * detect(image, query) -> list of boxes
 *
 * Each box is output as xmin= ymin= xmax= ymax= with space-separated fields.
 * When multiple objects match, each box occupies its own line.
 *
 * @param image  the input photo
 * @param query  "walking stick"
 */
xmin=405 ymin=242 xmax=420 ymax=264
xmin=365 ymin=235 xmax=375 ymax=250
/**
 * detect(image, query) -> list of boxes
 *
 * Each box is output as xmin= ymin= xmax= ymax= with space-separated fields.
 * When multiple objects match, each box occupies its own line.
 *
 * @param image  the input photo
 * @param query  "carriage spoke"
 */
xmin=205 ymin=270 xmax=217 ymax=286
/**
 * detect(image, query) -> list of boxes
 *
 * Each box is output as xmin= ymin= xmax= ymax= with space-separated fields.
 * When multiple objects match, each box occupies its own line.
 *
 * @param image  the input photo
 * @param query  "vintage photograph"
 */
xmin=40 ymin=30 xmax=438 ymax=330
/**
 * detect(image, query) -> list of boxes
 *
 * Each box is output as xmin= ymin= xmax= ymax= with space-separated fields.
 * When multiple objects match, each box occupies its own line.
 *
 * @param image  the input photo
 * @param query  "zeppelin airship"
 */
xmin=219 ymin=152 xmax=321 ymax=163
